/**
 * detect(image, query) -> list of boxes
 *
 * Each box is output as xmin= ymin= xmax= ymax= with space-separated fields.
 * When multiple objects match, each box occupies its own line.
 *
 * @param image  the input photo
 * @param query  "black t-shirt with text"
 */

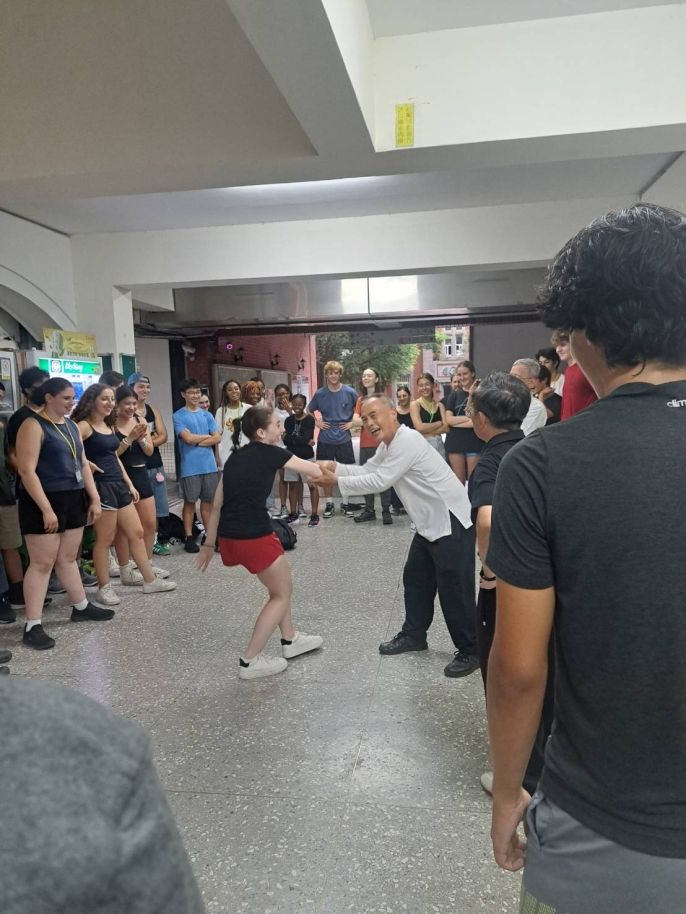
xmin=487 ymin=381 xmax=686 ymax=857
xmin=218 ymin=442 xmax=291 ymax=540
xmin=467 ymin=430 xmax=524 ymax=524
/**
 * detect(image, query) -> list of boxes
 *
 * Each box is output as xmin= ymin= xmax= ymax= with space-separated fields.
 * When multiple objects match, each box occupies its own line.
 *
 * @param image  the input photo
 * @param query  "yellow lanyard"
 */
xmin=42 ymin=413 xmax=78 ymax=462
xmin=419 ymin=397 xmax=438 ymax=423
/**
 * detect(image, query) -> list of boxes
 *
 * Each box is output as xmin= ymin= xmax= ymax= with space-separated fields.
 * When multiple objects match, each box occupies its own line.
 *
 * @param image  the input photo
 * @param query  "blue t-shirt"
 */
xmin=307 ymin=385 xmax=358 ymax=445
xmin=173 ymin=407 xmax=219 ymax=478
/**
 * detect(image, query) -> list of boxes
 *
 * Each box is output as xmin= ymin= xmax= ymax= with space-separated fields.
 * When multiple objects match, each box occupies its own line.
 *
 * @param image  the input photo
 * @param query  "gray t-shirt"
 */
xmin=488 ymin=381 xmax=686 ymax=858
xmin=0 ymin=678 xmax=204 ymax=913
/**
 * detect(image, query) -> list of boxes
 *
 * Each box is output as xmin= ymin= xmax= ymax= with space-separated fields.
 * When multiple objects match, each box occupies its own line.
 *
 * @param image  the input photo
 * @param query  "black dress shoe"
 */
xmin=382 ymin=511 xmax=393 ymax=525
xmin=354 ymin=509 xmax=376 ymax=523
xmin=444 ymin=651 xmax=480 ymax=678
xmin=379 ymin=632 xmax=428 ymax=655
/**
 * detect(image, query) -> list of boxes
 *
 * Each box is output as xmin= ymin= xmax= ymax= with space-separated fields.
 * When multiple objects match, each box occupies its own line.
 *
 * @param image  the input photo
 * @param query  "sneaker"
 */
xmin=153 ymin=540 xmax=171 ymax=556
xmin=119 ymin=562 xmax=144 ymax=586
xmin=0 ymin=649 xmax=11 ymax=664
xmin=108 ymin=553 xmax=120 ymax=578
xmin=354 ymin=509 xmax=376 ymax=523
xmin=71 ymin=602 xmax=116 ymax=622
xmin=343 ymin=503 xmax=364 ymax=515
xmin=390 ymin=506 xmax=407 ymax=516
xmin=151 ymin=565 xmax=170 ymax=579
xmin=323 ymin=502 xmax=335 ymax=519
xmin=184 ymin=536 xmax=200 ymax=554
xmin=238 ymin=653 xmax=288 ymax=680
xmin=47 ymin=574 xmax=66 ymax=595
xmin=382 ymin=511 xmax=393 ymax=526
xmin=79 ymin=567 xmax=99 ymax=588
xmin=0 ymin=598 xmax=16 ymax=624
xmin=480 ymin=771 xmax=494 ymax=796
xmin=270 ymin=506 xmax=288 ymax=518
xmin=23 ymin=623 xmax=55 ymax=650
xmin=94 ymin=585 xmax=121 ymax=607
xmin=298 ymin=504 xmax=308 ymax=518
xmin=307 ymin=514 xmax=320 ymax=528
xmin=142 ymin=578 xmax=177 ymax=595
xmin=379 ymin=632 xmax=428 ymax=655
xmin=281 ymin=631 xmax=323 ymax=659
xmin=443 ymin=651 xmax=480 ymax=678
xmin=286 ymin=513 xmax=300 ymax=525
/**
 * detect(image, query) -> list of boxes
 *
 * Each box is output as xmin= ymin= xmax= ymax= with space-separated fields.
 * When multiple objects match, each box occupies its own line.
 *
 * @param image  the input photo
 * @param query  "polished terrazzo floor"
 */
xmin=2 ymin=511 xmax=521 ymax=913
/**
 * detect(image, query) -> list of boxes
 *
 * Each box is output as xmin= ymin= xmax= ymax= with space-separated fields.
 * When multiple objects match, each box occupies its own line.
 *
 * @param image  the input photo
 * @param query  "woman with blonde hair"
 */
xmin=409 ymin=373 xmax=447 ymax=457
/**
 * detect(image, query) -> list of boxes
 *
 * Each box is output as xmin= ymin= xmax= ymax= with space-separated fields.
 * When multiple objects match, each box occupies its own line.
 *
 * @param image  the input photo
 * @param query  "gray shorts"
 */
xmin=180 ymin=472 xmax=219 ymax=504
xmin=284 ymin=458 xmax=315 ymax=483
xmin=521 ymin=790 xmax=686 ymax=914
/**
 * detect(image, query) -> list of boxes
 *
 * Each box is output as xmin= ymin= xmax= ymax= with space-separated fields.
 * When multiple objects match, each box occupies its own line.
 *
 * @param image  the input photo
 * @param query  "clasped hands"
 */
xmin=316 ymin=460 xmax=338 ymax=488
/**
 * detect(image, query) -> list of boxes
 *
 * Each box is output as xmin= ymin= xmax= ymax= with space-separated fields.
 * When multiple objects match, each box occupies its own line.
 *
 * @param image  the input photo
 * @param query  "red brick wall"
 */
xmin=186 ymin=333 xmax=318 ymax=396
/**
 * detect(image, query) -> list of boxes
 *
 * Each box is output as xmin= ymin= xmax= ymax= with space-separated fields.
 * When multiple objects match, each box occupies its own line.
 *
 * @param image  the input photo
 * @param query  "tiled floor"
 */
xmin=3 ymin=511 xmax=521 ymax=913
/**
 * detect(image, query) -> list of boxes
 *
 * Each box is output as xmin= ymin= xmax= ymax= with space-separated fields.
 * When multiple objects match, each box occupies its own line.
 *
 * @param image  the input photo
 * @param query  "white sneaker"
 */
xmin=142 ymin=578 xmax=177 ymax=594
xmin=108 ymin=553 xmax=120 ymax=578
xmin=119 ymin=562 xmax=144 ymax=586
xmin=281 ymin=631 xmax=323 ymax=659
xmin=480 ymin=771 xmax=494 ymax=796
xmin=94 ymin=584 xmax=121 ymax=607
xmin=151 ymin=565 xmax=170 ymax=579
xmin=298 ymin=503 xmax=307 ymax=518
xmin=239 ymin=653 xmax=288 ymax=680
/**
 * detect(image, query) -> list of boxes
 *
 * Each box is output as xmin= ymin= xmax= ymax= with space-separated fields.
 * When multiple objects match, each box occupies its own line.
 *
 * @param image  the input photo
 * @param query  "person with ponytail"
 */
xmin=15 ymin=378 xmax=114 ymax=650
xmin=73 ymin=384 xmax=176 ymax=608
xmin=196 ymin=405 xmax=323 ymax=680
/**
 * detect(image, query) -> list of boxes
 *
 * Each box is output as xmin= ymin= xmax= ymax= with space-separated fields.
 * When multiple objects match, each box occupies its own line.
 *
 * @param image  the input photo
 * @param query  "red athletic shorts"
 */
xmin=218 ymin=532 xmax=284 ymax=574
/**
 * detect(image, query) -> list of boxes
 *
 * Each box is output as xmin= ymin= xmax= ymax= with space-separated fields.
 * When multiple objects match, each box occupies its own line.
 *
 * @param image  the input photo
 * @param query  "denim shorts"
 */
xmin=147 ymin=466 xmax=169 ymax=518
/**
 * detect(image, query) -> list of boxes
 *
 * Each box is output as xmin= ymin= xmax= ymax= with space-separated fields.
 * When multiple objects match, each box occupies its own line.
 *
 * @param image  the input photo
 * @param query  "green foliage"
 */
xmin=316 ymin=332 xmax=419 ymax=388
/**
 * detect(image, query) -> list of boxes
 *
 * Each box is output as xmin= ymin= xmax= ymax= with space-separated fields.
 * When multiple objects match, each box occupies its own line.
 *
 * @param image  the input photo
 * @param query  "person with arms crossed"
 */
xmin=173 ymin=379 xmax=222 ymax=554
xmin=318 ymin=395 xmax=478 ymax=679
xmin=486 ymin=203 xmax=686 ymax=913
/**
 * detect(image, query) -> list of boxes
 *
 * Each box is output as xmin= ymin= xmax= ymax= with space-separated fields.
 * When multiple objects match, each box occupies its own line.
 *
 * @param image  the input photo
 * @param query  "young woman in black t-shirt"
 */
xmin=197 ymin=405 xmax=324 ymax=680
xmin=444 ymin=360 xmax=483 ymax=484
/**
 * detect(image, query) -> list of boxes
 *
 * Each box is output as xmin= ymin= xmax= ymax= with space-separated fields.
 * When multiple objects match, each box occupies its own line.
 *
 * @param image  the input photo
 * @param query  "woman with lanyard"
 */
xmin=73 ymin=384 xmax=176 ymax=608
xmin=409 ymin=373 xmax=447 ymax=457
xmin=16 ymin=378 xmax=114 ymax=650
xmin=444 ymin=360 xmax=483 ymax=484
xmin=214 ymin=379 xmax=247 ymax=468
xmin=113 ymin=386 xmax=171 ymax=582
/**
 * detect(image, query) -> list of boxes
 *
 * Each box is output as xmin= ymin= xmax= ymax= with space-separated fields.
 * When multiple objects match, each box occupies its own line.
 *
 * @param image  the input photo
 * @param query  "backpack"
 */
xmin=271 ymin=517 xmax=297 ymax=550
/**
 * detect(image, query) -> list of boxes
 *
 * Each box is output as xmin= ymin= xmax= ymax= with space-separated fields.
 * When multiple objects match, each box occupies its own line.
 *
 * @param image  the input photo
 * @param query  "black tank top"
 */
xmin=83 ymin=426 xmax=121 ymax=481
xmin=144 ymin=404 xmax=163 ymax=469
xmin=116 ymin=429 xmax=147 ymax=469
xmin=397 ymin=411 xmax=414 ymax=429
xmin=32 ymin=415 xmax=85 ymax=492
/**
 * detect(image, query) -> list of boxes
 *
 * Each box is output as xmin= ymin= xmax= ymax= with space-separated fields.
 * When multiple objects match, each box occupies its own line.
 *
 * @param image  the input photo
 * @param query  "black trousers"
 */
xmin=477 ymin=586 xmax=556 ymax=794
xmin=401 ymin=515 xmax=477 ymax=654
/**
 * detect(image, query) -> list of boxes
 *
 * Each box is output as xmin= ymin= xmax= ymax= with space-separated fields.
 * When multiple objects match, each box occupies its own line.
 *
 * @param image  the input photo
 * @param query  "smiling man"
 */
xmin=319 ymin=395 xmax=478 ymax=678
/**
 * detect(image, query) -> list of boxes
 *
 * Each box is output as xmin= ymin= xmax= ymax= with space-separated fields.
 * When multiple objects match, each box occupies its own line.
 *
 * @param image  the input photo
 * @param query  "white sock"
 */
xmin=73 ymin=598 xmax=89 ymax=611
xmin=25 ymin=618 xmax=42 ymax=631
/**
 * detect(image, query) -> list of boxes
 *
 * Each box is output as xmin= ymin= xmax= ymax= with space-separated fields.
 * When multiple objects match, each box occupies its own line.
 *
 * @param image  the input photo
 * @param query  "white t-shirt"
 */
xmin=274 ymin=407 xmax=291 ymax=449
xmin=215 ymin=404 xmax=247 ymax=467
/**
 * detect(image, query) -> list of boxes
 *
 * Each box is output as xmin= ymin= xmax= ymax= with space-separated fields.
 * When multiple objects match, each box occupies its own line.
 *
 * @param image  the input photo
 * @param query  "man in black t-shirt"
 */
xmin=486 ymin=204 xmax=686 ymax=913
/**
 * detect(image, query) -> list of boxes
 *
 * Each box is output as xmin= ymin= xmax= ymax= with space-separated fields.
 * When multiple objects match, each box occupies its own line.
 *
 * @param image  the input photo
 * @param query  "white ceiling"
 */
xmin=8 ymin=154 xmax=672 ymax=234
xmin=367 ymin=0 xmax=683 ymax=36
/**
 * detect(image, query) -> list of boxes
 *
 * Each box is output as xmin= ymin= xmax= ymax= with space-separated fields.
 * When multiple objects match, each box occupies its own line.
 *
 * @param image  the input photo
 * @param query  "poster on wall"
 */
xmin=43 ymin=328 xmax=98 ymax=360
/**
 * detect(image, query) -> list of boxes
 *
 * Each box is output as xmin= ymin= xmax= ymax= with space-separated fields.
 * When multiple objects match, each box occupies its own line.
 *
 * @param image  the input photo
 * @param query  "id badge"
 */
xmin=75 ymin=465 xmax=83 ymax=484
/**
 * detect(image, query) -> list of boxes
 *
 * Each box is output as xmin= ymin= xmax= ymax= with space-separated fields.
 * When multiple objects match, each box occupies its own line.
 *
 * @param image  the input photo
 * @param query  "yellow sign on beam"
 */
xmin=395 ymin=103 xmax=414 ymax=148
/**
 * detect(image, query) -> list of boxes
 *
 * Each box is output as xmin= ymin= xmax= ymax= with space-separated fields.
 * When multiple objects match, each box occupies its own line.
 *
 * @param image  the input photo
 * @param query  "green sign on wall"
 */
xmin=38 ymin=357 xmax=101 ymax=376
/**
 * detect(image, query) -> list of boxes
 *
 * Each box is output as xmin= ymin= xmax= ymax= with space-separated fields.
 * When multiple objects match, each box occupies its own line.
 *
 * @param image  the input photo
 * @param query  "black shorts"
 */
xmin=96 ymin=478 xmax=133 ymax=511
xmin=18 ymin=488 xmax=89 ymax=535
xmin=126 ymin=465 xmax=153 ymax=500
xmin=316 ymin=441 xmax=355 ymax=464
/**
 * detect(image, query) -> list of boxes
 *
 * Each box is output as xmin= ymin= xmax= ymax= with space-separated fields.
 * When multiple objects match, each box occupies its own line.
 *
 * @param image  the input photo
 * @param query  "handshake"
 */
xmin=315 ymin=460 xmax=338 ymax=488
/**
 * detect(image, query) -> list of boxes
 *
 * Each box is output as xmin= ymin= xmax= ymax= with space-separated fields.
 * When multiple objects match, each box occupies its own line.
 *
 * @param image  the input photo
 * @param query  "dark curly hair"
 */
xmin=538 ymin=203 xmax=686 ymax=368
xmin=71 ymin=383 xmax=116 ymax=426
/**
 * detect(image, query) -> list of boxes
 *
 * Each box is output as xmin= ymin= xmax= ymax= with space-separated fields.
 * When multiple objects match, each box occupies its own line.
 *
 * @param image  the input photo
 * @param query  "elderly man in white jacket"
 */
xmin=318 ymin=395 xmax=478 ymax=679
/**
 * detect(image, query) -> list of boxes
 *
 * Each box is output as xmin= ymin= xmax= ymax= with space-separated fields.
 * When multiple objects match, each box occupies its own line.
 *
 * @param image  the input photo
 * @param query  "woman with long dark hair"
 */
xmin=73 ymin=384 xmax=176 ymax=608
xmin=395 ymin=385 xmax=414 ymax=428
xmin=409 ymin=373 xmax=447 ymax=457
xmin=113 ymin=386 xmax=170 ymax=580
xmin=16 ymin=378 xmax=113 ymax=650
xmin=215 ymin=379 xmax=247 ymax=467
xmin=445 ymin=360 xmax=483 ymax=484
xmin=197 ymin=405 xmax=323 ymax=680
xmin=350 ymin=367 xmax=393 ymax=524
